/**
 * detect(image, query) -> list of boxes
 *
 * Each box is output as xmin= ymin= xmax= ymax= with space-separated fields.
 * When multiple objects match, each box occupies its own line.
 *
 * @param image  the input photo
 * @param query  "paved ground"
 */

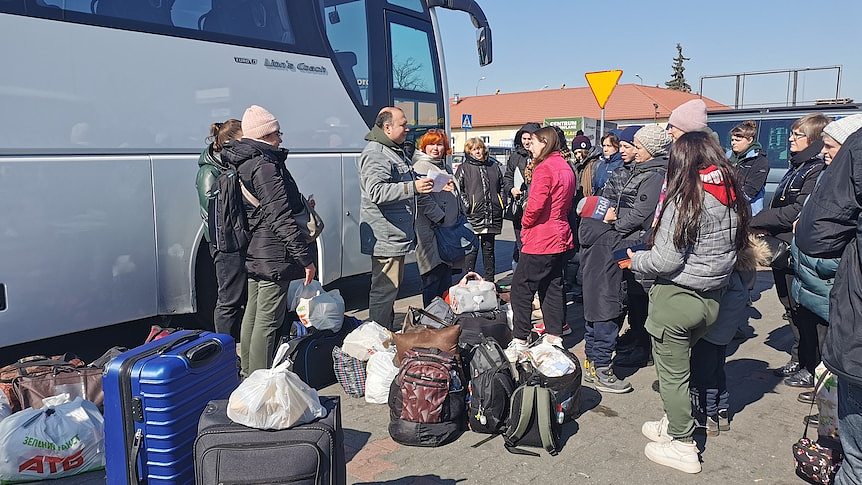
xmin=10 ymin=226 xmax=809 ymax=484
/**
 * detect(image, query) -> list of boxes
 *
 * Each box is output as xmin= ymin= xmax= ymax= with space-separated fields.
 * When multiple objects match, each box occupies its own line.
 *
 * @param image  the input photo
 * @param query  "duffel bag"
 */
xmin=455 ymin=309 xmax=512 ymax=347
xmin=391 ymin=325 xmax=461 ymax=366
xmin=449 ymin=273 xmax=498 ymax=314
xmin=0 ymin=354 xmax=88 ymax=413
xmin=332 ymin=346 xmax=366 ymax=398
xmin=14 ymin=363 xmax=104 ymax=412
xmin=388 ymin=348 xmax=465 ymax=447
xmin=402 ymin=297 xmax=455 ymax=332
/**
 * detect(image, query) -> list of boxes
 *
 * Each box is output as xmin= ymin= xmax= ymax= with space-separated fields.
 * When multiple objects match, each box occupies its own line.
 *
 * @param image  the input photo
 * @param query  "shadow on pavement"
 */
xmin=725 ymin=357 xmax=783 ymax=416
xmin=356 ymin=475 xmax=466 ymax=484
xmin=765 ymin=323 xmax=795 ymax=358
xmin=578 ymin=387 xmax=603 ymax=416
xmin=344 ymin=428 xmax=372 ymax=463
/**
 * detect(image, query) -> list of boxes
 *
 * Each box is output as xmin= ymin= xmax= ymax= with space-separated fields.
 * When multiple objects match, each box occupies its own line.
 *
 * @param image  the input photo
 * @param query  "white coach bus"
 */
xmin=0 ymin=0 xmax=492 ymax=346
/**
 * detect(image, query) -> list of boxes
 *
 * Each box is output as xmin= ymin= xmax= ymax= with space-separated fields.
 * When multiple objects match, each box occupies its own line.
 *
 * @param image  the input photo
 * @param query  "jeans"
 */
xmin=369 ymin=255 xmax=405 ymax=328
xmin=585 ymin=319 xmax=621 ymax=368
xmin=690 ymin=339 xmax=729 ymax=420
xmin=793 ymin=304 xmax=828 ymax=374
xmin=421 ymin=263 xmax=452 ymax=307
xmin=464 ymin=233 xmax=497 ymax=282
xmin=211 ymin=245 xmax=246 ymax=336
xmin=836 ymin=379 xmax=862 ymax=485
xmin=240 ymin=278 xmax=290 ymax=377
xmin=647 ymin=282 xmax=722 ymax=438
xmin=511 ymin=252 xmax=566 ymax=340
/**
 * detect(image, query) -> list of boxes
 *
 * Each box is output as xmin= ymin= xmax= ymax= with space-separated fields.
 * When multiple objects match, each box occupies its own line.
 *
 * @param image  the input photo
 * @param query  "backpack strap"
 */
xmin=504 ymin=385 xmax=540 ymax=457
xmin=238 ymin=179 xmax=260 ymax=208
xmin=536 ymin=387 xmax=558 ymax=456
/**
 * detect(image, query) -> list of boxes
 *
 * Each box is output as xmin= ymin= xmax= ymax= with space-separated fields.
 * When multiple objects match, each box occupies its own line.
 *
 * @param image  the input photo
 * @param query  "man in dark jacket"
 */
xmin=502 ymin=122 xmax=541 ymax=268
xmin=221 ymin=105 xmax=315 ymax=376
xmin=795 ymin=127 xmax=862 ymax=484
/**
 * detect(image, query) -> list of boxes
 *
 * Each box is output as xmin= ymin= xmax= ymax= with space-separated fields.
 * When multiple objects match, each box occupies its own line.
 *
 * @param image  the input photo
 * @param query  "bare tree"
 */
xmin=392 ymin=56 xmax=427 ymax=91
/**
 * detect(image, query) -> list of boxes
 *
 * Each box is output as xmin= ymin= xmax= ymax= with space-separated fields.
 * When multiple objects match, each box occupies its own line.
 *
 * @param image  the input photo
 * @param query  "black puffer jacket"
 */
xmin=578 ymin=218 xmax=625 ymax=322
xmin=611 ymin=156 xmax=668 ymax=239
xmin=795 ymin=129 xmax=862 ymax=386
xmin=221 ymin=138 xmax=312 ymax=282
xmin=456 ymin=155 xmax=504 ymax=234
xmin=751 ymin=141 xmax=825 ymax=244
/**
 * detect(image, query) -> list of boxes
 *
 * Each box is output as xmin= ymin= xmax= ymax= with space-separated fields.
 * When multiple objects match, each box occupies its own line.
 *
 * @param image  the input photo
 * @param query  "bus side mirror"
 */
xmin=477 ymin=26 xmax=492 ymax=66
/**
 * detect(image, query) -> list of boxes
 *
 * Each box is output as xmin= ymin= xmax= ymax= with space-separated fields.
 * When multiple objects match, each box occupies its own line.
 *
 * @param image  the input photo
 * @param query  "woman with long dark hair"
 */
xmin=504 ymin=127 xmax=577 ymax=361
xmin=630 ymin=131 xmax=750 ymax=473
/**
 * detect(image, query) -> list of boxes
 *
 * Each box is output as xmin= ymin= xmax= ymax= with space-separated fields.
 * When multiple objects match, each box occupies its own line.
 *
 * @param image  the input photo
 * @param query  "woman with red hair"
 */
xmin=412 ymin=129 xmax=462 ymax=305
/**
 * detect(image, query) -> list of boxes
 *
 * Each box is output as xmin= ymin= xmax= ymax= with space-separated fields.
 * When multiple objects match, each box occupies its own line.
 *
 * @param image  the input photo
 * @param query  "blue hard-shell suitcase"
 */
xmin=103 ymin=330 xmax=240 ymax=485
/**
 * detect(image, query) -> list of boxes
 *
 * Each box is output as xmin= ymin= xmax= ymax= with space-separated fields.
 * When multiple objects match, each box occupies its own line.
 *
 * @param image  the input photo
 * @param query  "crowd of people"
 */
xmin=196 ymin=101 xmax=862 ymax=479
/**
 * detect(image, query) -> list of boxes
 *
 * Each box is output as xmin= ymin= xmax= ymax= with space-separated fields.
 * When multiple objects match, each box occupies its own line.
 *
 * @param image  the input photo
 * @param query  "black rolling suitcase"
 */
xmin=194 ymin=396 xmax=346 ymax=485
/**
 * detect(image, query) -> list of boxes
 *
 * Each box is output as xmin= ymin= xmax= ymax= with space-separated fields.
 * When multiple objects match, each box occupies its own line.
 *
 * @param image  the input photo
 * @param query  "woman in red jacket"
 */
xmin=505 ymin=126 xmax=577 ymax=361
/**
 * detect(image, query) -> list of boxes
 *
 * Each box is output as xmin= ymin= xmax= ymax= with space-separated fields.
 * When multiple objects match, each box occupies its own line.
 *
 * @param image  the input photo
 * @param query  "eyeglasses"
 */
xmin=272 ymin=131 xmax=283 ymax=138
xmin=790 ymin=131 xmax=807 ymax=140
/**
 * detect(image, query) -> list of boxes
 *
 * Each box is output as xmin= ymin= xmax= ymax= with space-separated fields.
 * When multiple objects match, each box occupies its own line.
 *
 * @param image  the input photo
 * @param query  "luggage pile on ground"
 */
xmin=0 ymin=272 xmax=581 ymax=484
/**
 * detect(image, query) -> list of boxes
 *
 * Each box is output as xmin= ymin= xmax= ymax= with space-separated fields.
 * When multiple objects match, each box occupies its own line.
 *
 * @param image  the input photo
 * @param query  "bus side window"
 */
xmin=92 ymin=0 xmax=173 ymax=25
xmin=198 ymin=0 xmax=294 ymax=44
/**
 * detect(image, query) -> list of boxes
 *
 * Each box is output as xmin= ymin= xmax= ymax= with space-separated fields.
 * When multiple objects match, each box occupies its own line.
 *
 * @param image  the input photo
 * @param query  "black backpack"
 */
xmin=466 ymin=337 xmax=515 ymax=434
xmin=504 ymin=380 xmax=561 ymax=456
xmin=207 ymin=168 xmax=259 ymax=253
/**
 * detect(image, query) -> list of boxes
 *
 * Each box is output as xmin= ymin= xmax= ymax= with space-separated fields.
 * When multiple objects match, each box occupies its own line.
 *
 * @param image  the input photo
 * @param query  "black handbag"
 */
xmin=434 ymin=213 xmax=478 ymax=264
xmin=762 ymin=235 xmax=791 ymax=270
xmin=504 ymin=184 xmax=528 ymax=222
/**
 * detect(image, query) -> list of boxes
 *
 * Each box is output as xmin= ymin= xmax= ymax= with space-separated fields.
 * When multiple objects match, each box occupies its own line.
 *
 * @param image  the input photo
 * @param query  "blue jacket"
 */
xmin=791 ymin=238 xmax=840 ymax=321
xmin=592 ymin=151 xmax=624 ymax=195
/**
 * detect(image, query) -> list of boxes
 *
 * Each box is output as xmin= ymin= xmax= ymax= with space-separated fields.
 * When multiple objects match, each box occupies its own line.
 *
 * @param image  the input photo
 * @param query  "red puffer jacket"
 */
xmin=521 ymin=152 xmax=576 ymax=255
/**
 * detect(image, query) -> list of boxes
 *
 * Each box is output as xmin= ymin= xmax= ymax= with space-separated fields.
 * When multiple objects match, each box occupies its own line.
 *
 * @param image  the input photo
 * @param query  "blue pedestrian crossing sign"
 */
xmin=461 ymin=113 xmax=473 ymax=130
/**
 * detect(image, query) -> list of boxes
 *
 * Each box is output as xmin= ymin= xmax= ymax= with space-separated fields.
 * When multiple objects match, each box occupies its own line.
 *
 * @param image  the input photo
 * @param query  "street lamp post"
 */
xmin=475 ymin=76 xmax=486 ymax=96
xmin=635 ymin=74 xmax=643 ymax=85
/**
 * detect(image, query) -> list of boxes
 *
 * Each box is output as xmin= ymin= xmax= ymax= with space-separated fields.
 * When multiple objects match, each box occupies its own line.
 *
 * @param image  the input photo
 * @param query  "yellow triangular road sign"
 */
xmin=585 ymin=70 xmax=623 ymax=109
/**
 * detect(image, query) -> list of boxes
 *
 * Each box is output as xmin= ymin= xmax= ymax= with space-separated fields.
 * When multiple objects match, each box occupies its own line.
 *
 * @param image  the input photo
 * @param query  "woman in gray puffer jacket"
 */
xmin=413 ymin=131 xmax=463 ymax=305
xmin=630 ymin=131 xmax=750 ymax=474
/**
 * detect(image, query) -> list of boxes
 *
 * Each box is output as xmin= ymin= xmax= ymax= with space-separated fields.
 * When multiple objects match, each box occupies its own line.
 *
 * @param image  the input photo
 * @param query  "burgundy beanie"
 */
xmin=571 ymin=135 xmax=592 ymax=150
xmin=576 ymin=196 xmax=611 ymax=220
xmin=242 ymin=105 xmax=280 ymax=140
xmin=668 ymin=99 xmax=708 ymax=133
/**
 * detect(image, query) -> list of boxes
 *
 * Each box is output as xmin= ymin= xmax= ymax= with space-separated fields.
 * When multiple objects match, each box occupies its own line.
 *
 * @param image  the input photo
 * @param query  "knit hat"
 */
xmin=634 ymin=125 xmax=672 ymax=157
xmin=242 ymin=105 xmax=280 ymax=140
xmin=668 ymin=99 xmax=708 ymax=133
xmin=618 ymin=125 xmax=642 ymax=145
xmin=576 ymin=196 xmax=611 ymax=220
xmin=823 ymin=114 xmax=862 ymax=145
xmin=571 ymin=134 xmax=591 ymax=150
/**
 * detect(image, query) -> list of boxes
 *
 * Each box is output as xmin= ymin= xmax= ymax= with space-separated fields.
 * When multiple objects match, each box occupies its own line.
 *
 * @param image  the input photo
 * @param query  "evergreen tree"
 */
xmin=665 ymin=43 xmax=691 ymax=92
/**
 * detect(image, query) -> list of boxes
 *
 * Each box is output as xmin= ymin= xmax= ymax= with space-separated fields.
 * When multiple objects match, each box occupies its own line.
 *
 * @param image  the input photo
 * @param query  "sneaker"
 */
xmin=543 ymin=334 xmax=564 ymax=348
xmin=531 ymin=322 xmax=572 ymax=336
xmin=785 ymin=369 xmax=814 ymax=388
xmin=773 ymin=360 xmax=801 ymax=377
xmin=705 ymin=416 xmax=720 ymax=437
xmin=594 ymin=367 xmax=633 ymax=394
xmin=583 ymin=359 xmax=596 ymax=383
xmin=504 ymin=338 xmax=528 ymax=363
xmin=642 ymin=415 xmax=672 ymax=443
xmin=717 ymin=409 xmax=730 ymax=432
xmin=644 ymin=439 xmax=701 ymax=474
xmin=804 ymin=414 xmax=819 ymax=427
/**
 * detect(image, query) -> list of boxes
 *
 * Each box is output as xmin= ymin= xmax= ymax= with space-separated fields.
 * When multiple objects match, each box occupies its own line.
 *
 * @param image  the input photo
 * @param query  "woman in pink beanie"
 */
xmin=666 ymin=99 xmax=708 ymax=141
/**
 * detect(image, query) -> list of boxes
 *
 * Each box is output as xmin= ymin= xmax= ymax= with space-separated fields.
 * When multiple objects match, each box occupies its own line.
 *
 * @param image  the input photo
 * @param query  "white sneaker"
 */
xmin=504 ymin=338 xmax=528 ymax=363
xmin=641 ymin=415 xmax=672 ymax=443
xmin=644 ymin=439 xmax=701 ymax=474
xmin=543 ymin=334 xmax=563 ymax=348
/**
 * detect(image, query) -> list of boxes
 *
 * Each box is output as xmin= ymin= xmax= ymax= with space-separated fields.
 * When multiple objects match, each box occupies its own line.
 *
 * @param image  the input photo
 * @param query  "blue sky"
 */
xmin=436 ymin=1 xmax=862 ymax=108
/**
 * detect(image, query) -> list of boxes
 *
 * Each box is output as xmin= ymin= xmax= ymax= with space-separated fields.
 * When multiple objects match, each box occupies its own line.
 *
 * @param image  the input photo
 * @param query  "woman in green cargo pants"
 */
xmin=629 ymin=132 xmax=750 ymax=474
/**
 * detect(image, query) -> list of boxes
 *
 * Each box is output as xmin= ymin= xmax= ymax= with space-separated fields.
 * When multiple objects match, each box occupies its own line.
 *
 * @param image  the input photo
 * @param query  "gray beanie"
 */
xmin=634 ymin=125 xmax=673 ymax=157
xmin=823 ymin=114 xmax=862 ymax=145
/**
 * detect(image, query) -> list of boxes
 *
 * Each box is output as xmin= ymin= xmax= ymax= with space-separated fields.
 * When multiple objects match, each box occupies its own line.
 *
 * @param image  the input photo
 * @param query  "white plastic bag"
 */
xmin=364 ymin=350 xmax=399 ymax=404
xmin=306 ymin=289 xmax=345 ymax=332
xmin=227 ymin=344 xmax=326 ymax=430
xmin=525 ymin=342 xmax=575 ymax=377
xmin=292 ymin=281 xmax=325 ymax=322
xmin=342 ymin=322 xmax=392 ymax=361
xmin=0 ymin=395 xmax=105 ymax=483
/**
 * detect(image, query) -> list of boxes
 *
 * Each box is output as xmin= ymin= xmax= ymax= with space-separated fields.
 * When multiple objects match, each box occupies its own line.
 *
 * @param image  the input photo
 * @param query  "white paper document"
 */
xmin=425 ymin=166 xmax=453 ymax=192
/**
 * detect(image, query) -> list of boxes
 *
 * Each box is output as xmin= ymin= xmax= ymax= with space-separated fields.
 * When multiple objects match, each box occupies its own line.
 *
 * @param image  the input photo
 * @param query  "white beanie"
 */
xmin=823 ymin=114 xmax=862 ymax=145
xmin=242 ymin=105 xmax=280 ymax=140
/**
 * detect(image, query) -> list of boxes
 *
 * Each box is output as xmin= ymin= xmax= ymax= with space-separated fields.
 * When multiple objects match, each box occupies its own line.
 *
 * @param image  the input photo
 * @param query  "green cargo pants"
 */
xmin=240 ymin=278 xmax=291 ymax=376
xmin=646 ymin=282 xmax=723 ymax=438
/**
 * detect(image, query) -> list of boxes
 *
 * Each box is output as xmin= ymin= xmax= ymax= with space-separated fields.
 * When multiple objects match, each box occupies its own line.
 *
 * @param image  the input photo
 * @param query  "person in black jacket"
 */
xmin=221 ymin=105 xmax=316 ymax=376
xmin=727 ymin=120 xmax=770 ymax=215
xmin=795 ymin=126 xmax=862 ymax=484
xmin=503 ymin=122 xmax=541 ymax=269
xmin=751 ymin=113 xmax=828 ymax=386
xmin=456 ymin=137 xmax=504 ymax=283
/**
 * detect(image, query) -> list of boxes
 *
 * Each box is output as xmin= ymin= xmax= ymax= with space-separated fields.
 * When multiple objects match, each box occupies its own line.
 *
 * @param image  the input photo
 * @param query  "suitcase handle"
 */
xmin=157 ymin=331 xmax=204 ymax=355
xmin=184 ymin=340 xmax=222 ymax=368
